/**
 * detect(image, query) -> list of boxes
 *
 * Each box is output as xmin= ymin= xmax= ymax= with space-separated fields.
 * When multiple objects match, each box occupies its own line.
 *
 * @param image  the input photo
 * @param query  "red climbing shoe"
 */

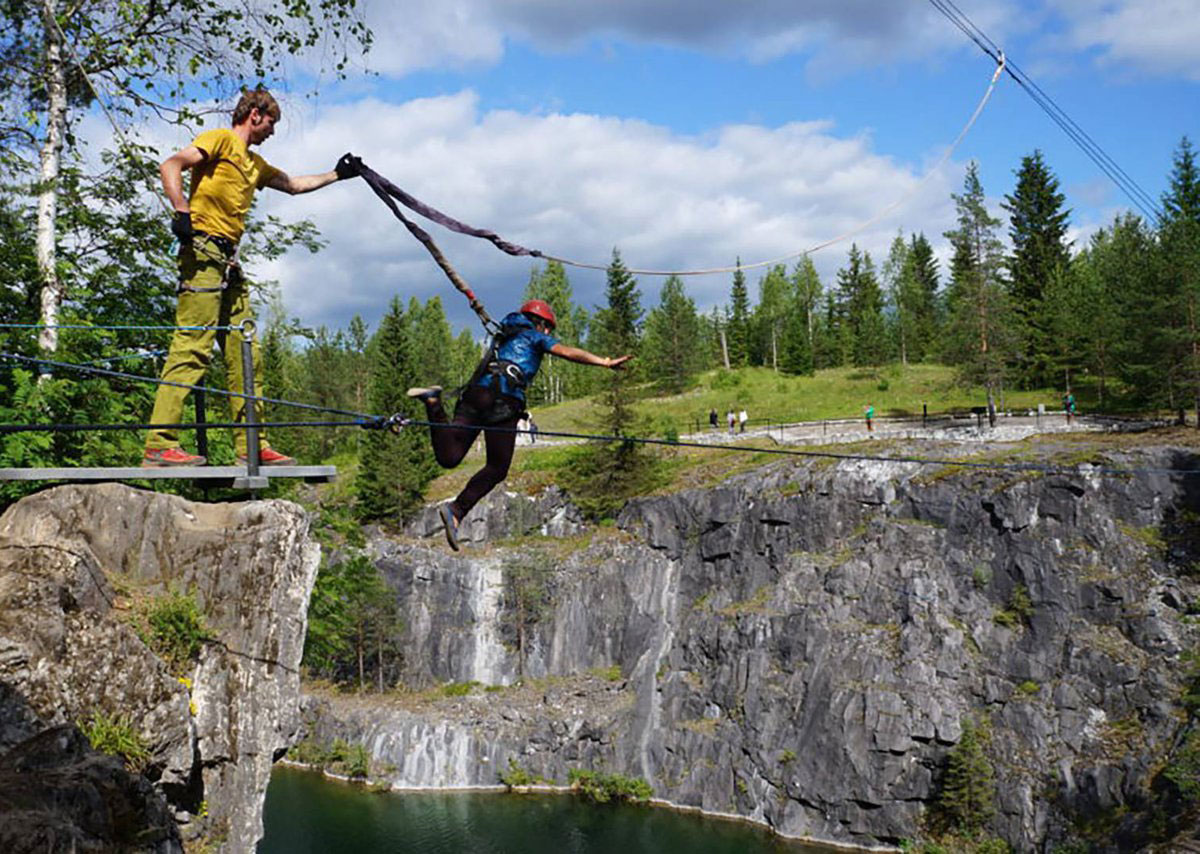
xmin=142 ymin=448 xmax=207 ymax=467
xmin=238 ymin=447 xmax=296 ymax=466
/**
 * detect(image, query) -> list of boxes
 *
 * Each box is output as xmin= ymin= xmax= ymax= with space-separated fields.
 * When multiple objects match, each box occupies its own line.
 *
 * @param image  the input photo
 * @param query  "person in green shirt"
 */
xmin=143 ymin=87 xmax=360 ymax=467
xmin=865 ymin=403 xmax=875 ymax=432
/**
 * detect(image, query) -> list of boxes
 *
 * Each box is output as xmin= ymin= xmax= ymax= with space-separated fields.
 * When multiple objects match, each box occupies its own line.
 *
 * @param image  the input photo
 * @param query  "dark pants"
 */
xmin=423 ymin=384 xmax=521 ymax=520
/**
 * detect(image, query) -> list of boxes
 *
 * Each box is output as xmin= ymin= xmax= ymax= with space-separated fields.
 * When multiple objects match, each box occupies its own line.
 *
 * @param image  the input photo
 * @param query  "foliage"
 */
xmin=79 ymin=711 xmax=151 ymax=773
xmin=942 ymin=162 xmax=1013 ymax=424
xmin=557 ymin=439 xmax=668 ymax=520
xmin=642 ymin=275 xmax=704 ymax=394
xmin=357 ymin=296 xmax=438 ymax=520
xmin=567 ymin=768 xmax=653 ymax=804
xmin=502 ymin=550 xmax=555 ymax=679
xmin=135 ymin=590 xmax=212 ymax=675
xmin=498 ymin=758 xmax=553 ymax=788
xmin=1003 ymin=150 xmax=1072 ymax=388
xmin=936 ymin=717 xmax=996 ymax=835
xmin=303 ymin=553 xmax=403 ymax=692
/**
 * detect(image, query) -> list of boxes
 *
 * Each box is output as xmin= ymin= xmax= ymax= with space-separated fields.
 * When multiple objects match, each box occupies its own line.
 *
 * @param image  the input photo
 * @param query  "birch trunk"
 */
xmin=36 ymin=0 xmax=68 ymax=355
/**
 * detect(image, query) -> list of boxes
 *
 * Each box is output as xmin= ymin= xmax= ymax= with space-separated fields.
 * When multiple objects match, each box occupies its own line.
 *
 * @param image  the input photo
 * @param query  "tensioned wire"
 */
xmin=925 ymin=0 xmax=1162 ymax=224
xmin=0 ymin=324 xmax=237 ymax=332
xmin=2 ymin=365 xmax=1197 ymax=481
xmin=0 ymin=351 xmax=375 ymax=420
xmin=358 ymin=56 xmax=1008 ymax=279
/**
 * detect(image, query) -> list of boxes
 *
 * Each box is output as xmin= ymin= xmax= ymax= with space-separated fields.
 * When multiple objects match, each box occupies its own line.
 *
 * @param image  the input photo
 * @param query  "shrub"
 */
xmin=80 ymin=710 xmax=151 ymax=772
xmin=568 ymin=768 xmax=653 ymax=804
xmin=137 ymin=590 xmax=212 ymax=674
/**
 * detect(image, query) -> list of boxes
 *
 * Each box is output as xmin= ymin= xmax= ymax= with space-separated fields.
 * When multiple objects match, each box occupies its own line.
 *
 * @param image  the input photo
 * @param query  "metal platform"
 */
xmin=0 ymin=465 xmax=337 ymax=490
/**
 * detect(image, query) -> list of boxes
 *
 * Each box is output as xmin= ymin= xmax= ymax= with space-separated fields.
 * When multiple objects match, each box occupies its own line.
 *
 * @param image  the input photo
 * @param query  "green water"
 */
xmin=258 ymin=766 xmax=841 ymax=854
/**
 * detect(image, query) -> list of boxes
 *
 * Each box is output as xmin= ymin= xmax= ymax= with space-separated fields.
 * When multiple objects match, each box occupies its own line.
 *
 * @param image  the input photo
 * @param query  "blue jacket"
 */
xmin=478 ymin=312 xmax=558 ymax=401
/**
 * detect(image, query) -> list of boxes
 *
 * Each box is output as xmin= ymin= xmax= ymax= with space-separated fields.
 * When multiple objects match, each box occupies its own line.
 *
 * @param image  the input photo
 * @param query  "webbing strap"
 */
xmin=358 ymin=165 xmax=498 ymax=333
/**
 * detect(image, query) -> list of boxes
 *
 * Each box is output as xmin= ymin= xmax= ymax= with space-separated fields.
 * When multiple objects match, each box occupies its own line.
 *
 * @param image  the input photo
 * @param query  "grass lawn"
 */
xmin=419 ymin=363 xmax=1096 ymax=506
xmin=529 ymin=363 xmax=1080 ymax=437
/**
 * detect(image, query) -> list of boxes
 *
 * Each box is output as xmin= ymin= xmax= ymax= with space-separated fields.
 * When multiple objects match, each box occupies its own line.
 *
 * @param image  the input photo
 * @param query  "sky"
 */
xmin=140 ymin=0 xmax=1199 ymax=337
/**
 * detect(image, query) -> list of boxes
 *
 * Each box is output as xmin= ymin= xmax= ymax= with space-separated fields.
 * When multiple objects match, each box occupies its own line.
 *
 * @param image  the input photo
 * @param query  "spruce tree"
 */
xmin=906 ymin=233 xmax=941 ymax=361
xmin=1159 ymin=137 xmax=1200 ymax=423
xmin=837 ymin=244 xmax=887 ymax=367
xmin=727 ymin=261 xmax=751 ymax=367
xmin=782 ymin=257 xmax=821 ymax=375
xmin=561 ymin=250 xmax=657 ymax=519
xmin=357 ymin=297 xmax=436 ymax=521
xmin=1002 ymin=150 xmax=1072 ymax=388
xmin=642 ymin=275 xmax=702 ymax=394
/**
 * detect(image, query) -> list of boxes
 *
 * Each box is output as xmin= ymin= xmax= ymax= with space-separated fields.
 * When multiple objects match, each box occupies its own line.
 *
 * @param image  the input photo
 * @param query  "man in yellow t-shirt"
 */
xmin=143 ymin=87 xmax=360 ymax=467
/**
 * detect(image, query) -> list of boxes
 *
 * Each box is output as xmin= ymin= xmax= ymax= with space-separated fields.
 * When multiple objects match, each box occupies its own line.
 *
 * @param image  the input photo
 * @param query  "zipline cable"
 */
xmin=357 ymin=57 xmax=1007 ymax=278
xmin=926 ymin=0 xmax=1163 ymax=224
xmin=0 ymin=351 xmax=376 ymax=421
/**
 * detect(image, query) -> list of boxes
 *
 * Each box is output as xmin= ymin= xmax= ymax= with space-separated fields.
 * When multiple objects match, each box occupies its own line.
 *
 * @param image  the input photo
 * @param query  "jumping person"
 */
xmin=408 ymin=300 xmax=632 ymax=550
xmin=142 ymin=87 xmax=360 ymax=467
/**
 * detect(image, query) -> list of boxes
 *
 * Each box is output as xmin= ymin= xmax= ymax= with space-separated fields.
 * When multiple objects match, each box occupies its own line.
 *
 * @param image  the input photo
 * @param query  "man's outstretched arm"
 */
xmin=266 ymin=153 xmax=361 ymax=195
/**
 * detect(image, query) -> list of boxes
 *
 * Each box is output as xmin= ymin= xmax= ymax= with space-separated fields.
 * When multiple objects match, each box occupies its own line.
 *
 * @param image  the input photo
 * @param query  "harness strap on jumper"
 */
xmin=356 ymin=164 xmax=498 ymax=334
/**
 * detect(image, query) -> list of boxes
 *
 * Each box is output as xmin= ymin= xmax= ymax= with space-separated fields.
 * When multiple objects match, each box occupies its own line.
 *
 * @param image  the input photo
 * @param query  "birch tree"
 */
xmin=0 ymin=0 xmax=371 ymax=352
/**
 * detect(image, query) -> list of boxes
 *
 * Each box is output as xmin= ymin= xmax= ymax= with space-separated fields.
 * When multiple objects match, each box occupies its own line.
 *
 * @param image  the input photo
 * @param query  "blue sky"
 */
xmin=155 ymin=0 xmax=1198 ymax=337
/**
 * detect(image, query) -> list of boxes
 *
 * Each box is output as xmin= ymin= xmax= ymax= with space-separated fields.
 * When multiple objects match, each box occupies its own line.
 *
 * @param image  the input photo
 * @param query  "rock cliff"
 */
xmin=0 ymin=483 xmax=320 ymax=853
xmin=306 ymin=445 xmax=1200 ymax=851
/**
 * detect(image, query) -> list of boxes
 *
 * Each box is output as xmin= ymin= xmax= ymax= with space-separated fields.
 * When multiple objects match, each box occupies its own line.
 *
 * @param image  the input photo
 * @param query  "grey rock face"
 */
xmin=318 ymin=449 xmax=1199 ymax=850
xmin=0 ymin=484 xmax=320 ymax=853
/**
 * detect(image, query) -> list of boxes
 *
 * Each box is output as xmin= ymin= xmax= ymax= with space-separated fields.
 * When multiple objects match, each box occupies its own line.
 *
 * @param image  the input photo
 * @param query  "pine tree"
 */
xmin=560 ymin=250 xmax=658 ymax=520
xmin=943 ymin=162 xmax=1012 ymax=424
xmin=643 ymin=275 xmax=702 ymax=394
xmin=1003 ymin=150 xmax=1072 ymax=388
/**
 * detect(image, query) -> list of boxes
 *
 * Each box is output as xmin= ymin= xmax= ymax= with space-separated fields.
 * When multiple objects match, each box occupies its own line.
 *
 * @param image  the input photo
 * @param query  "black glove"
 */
xmin=335 ymin=152 xmax=363 ymax=180
xmin=171 ymin=210 xmax=194 ymax=243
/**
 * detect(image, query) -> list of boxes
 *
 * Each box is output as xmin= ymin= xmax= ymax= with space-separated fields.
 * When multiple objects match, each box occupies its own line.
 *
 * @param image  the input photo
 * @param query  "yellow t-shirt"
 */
xmin=187 ymin=128 xmax=281 ymax=243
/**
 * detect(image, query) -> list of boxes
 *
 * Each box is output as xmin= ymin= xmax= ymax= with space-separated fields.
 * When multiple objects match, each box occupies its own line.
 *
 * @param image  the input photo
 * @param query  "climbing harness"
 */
xmin=176 ymin=233 xmax=244 ymax=294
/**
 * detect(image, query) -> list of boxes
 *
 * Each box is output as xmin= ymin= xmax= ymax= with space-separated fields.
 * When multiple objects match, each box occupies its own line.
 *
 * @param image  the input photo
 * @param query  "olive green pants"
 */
xmin=145 ymin=240 xmax=267 ymax=456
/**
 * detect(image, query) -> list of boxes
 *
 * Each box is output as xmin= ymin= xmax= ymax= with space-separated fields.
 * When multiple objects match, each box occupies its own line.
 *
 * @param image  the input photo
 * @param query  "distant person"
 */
xmin=516 ymin=415 xmax=530 ymax=444
xmin=738 ymin=408 xmax=748 ymax=433
xmin=727 ymin=409 xmax=736 ymax=435
xmin=1063 ymin=392 xmax=1076 ymax=424
xmin=709 ymin=408 xmax=719 ymax=430
xmin=528 ymin=415 xmax=539 ymax=444
xmin=407 ymin=300 xmax=631 ymax=551
xmin=865 ymin=403 xmax=874 ymax=433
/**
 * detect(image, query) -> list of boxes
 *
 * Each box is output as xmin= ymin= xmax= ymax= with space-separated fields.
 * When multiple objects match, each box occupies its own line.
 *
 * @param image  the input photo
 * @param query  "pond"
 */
xmin=258 ymin=766 xmax=846 ymax=854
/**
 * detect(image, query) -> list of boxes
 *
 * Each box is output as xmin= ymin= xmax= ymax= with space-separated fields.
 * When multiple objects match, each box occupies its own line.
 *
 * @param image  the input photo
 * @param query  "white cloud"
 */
xmin=361 ymin=0 xmax=1020 ymax=77
xmin=251 ymin=91 xmax=962 ymax=333
xmin=1049 ymin=0 xmax=1200 ymax=79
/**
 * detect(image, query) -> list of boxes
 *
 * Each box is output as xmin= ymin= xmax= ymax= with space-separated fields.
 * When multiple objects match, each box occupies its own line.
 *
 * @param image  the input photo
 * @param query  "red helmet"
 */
xmin=520 ymin=299 xmax=557 ymax=330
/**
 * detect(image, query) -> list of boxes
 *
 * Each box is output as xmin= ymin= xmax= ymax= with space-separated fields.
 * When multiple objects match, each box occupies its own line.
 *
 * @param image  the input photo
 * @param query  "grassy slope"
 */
xmin=422 ymin=363 xmax=1088 ymax=504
